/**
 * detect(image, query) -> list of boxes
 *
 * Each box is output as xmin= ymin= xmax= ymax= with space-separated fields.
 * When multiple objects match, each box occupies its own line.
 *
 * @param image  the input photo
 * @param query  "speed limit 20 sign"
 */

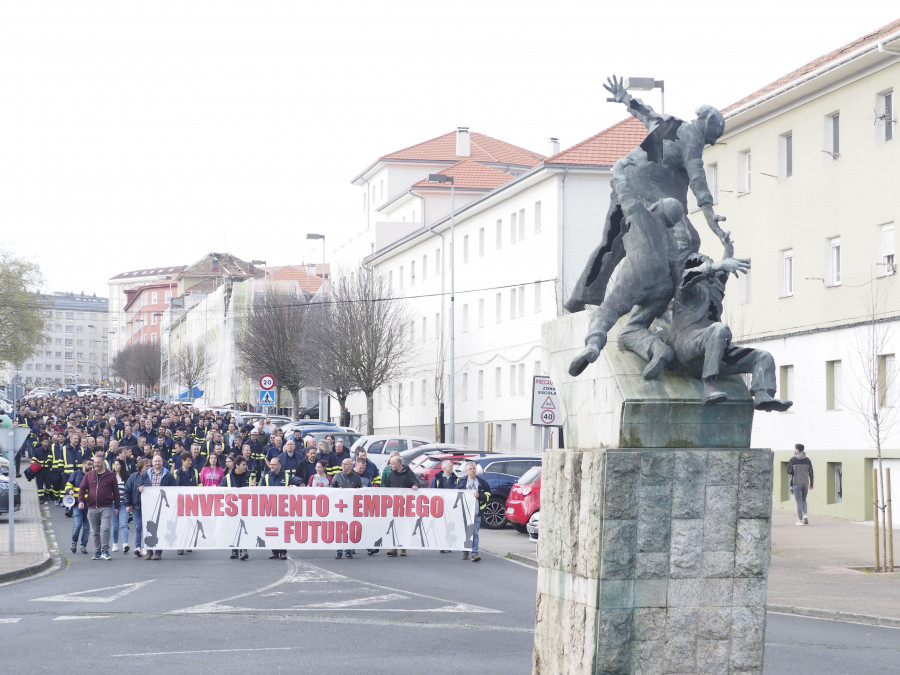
xmin=259 ymin=375 xmax=275 ymax=390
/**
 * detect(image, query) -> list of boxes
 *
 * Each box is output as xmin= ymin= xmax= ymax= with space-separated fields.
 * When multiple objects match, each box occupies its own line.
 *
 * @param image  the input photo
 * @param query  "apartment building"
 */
xmin=693 ymin=18 xmax=900 ymax=520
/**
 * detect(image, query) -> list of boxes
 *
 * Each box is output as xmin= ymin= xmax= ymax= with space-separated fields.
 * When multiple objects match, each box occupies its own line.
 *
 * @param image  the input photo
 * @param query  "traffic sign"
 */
xmin=531 ymin=375 xmax=561 ymax=427
xmin=259 ymin=390 xmax=276 ymax=406
xmin=259 ymin=375 xmax=275 ymax=390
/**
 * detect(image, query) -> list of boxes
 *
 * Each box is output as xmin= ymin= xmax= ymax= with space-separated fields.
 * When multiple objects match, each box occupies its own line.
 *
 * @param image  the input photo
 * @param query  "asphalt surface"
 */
xmin=3 ymin=479 xmax=900 ymax=673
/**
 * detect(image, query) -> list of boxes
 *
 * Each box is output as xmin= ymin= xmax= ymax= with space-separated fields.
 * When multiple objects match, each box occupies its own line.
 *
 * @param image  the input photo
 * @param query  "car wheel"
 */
xmin=481 ymin=498 xmax=508 ymax=529
xmin=302 ymin=413 xmax=312 ymax=419
xmin=512 ymin=523 xmax=527 ymax=534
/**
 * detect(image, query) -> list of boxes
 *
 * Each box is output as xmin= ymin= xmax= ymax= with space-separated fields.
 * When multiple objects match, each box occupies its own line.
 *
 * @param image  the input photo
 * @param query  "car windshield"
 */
xmin=517 ymin=466 xmax=541 ymax=485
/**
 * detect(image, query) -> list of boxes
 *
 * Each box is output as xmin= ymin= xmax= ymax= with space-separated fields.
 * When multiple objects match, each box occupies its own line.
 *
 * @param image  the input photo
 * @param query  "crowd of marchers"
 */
xmin=11 ymin=395 xmax=491 ymax=563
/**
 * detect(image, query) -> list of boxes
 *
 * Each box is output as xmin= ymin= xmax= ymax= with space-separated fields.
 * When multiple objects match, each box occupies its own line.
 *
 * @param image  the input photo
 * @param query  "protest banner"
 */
xmin=141 ymin=487 xmax=478 ymax=551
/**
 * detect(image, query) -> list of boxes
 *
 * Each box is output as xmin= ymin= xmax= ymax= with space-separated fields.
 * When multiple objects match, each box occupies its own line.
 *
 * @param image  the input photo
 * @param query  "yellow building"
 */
xmin=693 ymin=18 xmax=900 ymax=521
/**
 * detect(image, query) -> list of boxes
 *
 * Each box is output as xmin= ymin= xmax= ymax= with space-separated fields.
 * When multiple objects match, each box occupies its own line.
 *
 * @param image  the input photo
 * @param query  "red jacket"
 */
xmin=78 ymin=469 xmax=120 ymax=510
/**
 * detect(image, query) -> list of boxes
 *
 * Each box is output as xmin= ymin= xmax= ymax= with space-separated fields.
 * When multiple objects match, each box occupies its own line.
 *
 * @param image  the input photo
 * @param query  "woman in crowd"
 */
xmin=200 ymin=451 xmax=224 ymax=486
xmin=308 ymin=460 xmax=331 ymax=487
xmin=110 ymin=458 xmax=131 ymax=554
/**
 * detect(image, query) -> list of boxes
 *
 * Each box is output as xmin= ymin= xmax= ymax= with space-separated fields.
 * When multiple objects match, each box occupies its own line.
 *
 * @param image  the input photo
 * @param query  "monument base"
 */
xmin=533 ymin=446 xmax=772 ymax=674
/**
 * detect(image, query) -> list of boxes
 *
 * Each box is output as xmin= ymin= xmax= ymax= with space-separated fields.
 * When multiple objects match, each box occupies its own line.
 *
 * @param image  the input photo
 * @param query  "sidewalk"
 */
xmin=480 ymin=508 xmax=900 ymax=628
xmin=0 ymin=474 xmax=54 ymax=583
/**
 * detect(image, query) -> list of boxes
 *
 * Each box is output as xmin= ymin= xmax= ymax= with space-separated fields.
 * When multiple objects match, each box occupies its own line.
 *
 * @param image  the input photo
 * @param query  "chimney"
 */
xmin=549 ymin=137 xmax=560 ymax=155
xmin=456 ymin=127 xmax=470 ymax=157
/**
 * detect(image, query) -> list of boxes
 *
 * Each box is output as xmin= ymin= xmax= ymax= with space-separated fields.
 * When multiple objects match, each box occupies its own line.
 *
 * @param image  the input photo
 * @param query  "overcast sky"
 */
xmin=1 ymin=1 xmax=897 ymax=297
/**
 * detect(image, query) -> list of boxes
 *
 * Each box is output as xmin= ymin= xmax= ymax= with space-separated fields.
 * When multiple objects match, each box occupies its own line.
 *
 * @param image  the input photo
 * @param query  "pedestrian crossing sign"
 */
xmin=259 ymin=390 xmax=275 ymax=406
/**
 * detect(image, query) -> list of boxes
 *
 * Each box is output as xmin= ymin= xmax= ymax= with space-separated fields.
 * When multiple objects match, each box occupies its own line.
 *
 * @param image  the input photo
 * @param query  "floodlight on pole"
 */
xmin=427 ymin=173 xmax=456 ymax=443
xmin=624 ymin=76 xmax=665 ymax=114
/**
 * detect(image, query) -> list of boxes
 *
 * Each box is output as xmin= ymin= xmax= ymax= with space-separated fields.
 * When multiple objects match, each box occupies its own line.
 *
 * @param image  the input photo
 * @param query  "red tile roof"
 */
xmin=545 ymin=117 xmax=646 ymax=166
xmin=412 ymin=159 xmax=516 ymax=190
xmin=724 ymin=17 xmax=900 ymax=113
xmin=262 ymin=264 xmax=327 ymax=293
xmin=383 ymin=131 xmax=545 ymax=166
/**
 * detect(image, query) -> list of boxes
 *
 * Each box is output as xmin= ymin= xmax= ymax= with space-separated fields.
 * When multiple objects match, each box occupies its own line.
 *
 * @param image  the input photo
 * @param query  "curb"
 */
xmin=506 ymin=552 xmax=538 ymax=567
xmin=767 ymin=604 xmax=900 ymax=629
xmin=0 ymin=552 xmax=53 ymax=585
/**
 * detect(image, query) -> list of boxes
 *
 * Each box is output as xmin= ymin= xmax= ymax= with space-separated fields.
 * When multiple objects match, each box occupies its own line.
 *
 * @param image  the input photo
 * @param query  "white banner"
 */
xmin=140 ymin=487 xmax=478 ymax=551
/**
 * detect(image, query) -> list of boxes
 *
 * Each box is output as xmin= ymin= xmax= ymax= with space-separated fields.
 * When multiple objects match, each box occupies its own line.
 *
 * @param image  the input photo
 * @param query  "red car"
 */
xmin=505 ymin=466 xmax=541 ymax=533
xmin=410 ymin=451 xmax=479 ymax=487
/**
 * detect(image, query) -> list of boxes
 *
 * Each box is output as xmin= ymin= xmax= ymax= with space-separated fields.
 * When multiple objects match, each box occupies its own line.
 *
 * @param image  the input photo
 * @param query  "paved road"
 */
xmin=2 ymin=504 xmax=899 ymax=673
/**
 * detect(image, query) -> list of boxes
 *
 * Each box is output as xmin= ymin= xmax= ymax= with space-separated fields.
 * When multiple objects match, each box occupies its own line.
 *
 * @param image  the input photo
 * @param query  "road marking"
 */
xmin=53 ymin=616 xmax=111 ymax=621
xmin=32 ymin=579 xmax=157 ymax=604
xmin=171 ymin=560 xmax=499 ymax=615
xmin=0 ymin=618 xmax=21 ymax=624
xmin=117 ymin=647 xmax=294 ymax=658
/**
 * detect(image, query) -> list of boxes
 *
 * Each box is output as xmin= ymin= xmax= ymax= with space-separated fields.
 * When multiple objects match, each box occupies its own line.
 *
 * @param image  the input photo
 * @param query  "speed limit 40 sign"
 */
xmin=531 ymin=375 xmax=561 ymax=427
xmin=259 ymin=374 xmax=275 ymax=390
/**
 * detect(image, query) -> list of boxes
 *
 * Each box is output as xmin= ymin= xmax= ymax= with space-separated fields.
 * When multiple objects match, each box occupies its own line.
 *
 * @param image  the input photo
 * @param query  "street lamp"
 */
xmin=428 ymin=173 xmax=456 ymax=443
xmin=624 ymin=76 xmax=665 ymax=114
xmin=306 ymin=234 xmax=326 ymax=293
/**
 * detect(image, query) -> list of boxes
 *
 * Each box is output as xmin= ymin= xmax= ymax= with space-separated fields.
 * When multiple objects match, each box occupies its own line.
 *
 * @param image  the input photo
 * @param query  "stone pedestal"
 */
xmin=533 ymin=314 xmax=772 ymax=674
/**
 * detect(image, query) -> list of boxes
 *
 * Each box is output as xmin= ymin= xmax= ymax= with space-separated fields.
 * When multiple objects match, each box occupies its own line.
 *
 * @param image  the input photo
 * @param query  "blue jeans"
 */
xmin=471 ymin=512 xmax=481 ymax=556
xmin=132 ymin=509 xmax=142 ymax=551
xmin=792 ymin=485 xmax=809 ymax=521
xmin=111 ymin=506 xmax=129 ymax=546
xmin=71 ymin=507 xmax=90 ymax=547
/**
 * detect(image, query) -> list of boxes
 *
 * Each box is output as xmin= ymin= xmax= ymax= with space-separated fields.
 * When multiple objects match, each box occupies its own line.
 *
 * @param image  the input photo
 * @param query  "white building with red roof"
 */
xmin=343 ymin=120 xmax=647 ymax=451
xmin=690 ymin=18 xmax=900 ymax=521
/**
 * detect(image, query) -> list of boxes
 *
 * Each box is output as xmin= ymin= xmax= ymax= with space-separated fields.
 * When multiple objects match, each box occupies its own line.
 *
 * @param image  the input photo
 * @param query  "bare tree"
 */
xmin=315 ymin=267 xmax=412 ymax=434
xmin=846 ymin=282 xmax=899 ymax=572
xmin=0 ymin=250 xmax=48 ymax=370
xmin=235 ymin=286 xmax=313 ymax=419
xmin=172 ymin=342 xmax=212 ymax=401
xmin=111 ymin=342 xmax=161 ymax=395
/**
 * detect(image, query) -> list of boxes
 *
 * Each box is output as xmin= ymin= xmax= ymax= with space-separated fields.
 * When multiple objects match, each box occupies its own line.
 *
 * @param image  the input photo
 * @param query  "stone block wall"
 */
xmin=533 ymin=447 xmax=773 ymax=674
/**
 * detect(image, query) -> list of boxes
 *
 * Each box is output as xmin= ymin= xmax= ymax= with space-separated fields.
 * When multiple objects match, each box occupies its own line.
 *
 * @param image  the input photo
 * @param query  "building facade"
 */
xmin=692 ymin=19 xmax=900 ymax=520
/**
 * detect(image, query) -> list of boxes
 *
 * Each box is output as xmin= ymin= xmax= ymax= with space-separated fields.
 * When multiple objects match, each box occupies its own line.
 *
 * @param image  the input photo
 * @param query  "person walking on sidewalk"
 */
xmin=77 ymin=453 xmax=121 ymax=560
xmin=788 ymin=443 xmax=814 ymax=525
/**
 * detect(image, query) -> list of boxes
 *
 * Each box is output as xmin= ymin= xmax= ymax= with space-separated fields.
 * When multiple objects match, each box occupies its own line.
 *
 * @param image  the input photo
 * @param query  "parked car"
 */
xmin=397 ymin=443 xmax=466 ymax=468
xmin=54 ymin=388 xmax=77 ymax=398
xmin=0 ymin=475 xmax=22 ymax=515
xmin=410 ymin=451 xmax=481 ymax=487
xmin=450 ymin=455 xmax=542 ymax=529
xmin=285 ymin=426 xmax=362 ymax=449
xmin=0 ymin=455 xmax=9 ymax=476
xmin=298 ymin=404 xmax=319 ymax=419
xmin=526 ymin=511 xmax=539 ymax=543
xmin=349 ymin=435 xmax=433 ymax=469
xmin=505 ymin=465 xmax=542 ymax=533
xmin=0 ymin=398 xmax=11 ymax=415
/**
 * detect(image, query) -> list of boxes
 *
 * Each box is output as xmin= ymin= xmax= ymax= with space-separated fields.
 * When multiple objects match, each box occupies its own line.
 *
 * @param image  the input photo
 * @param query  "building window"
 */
xmin=739 ymin=264 xmax=751 ymax=304
xmin=462 ymin=304 xmax=469 ymax=332
xmin=779 ymin=132 xmax=792 ymax=179
xmin=422 ymin=255 xmax=427 ymax=282
xmin=409 ymin=320 xmax=415 ymax=343
xmin=510 ymin=288 xmax=517 ymax=319
xmin=422 ymin=317 xmax=427 ymax=342
xmin=65 ymin=339 xmax=73 ymax=347
xmin=410 ymin=261 xmax=415 ymax=285
xmin=738 ymin=150 xmax=751 ymax=194
xmin=534 ymin=201 xmax=542 ymax=233
xmin=827 ymin=462 xmax=842 ymax=504
xmin=518 ymin=363 xmax=525 ymax=395
xmin=151 ymin=292 xmax=158 ymax=304
xmin=705 ymin=163 xmax=718 ymax=204
xmin=877 ymin=90 xmax=894 ymax=143
xmin=477 ymin=370 xmax=484 ymax=399
xmin=462 ymin=373 xmax=468 ymax=402
xmin=779 ymin=364 xmax=793 ymax=401
xmin=826 ymin=360 xmax=842 ymax=410
xmin=828 ymin=237 xmax=841 ymax=286
xmin=165 ymin=291 xmax=172 ymax=302
xmin=825 ymin=113 xmax=840 ymax=159
xmin=65 ymin=325 xmax=73 ymax=333
xmin=463 ymin=235 xmax=469 ymax=263
xmin=880 ymin=223 xmax=896 ymax=275
xmin=65 ymin=312 xmax=74 ymax=320
xmin=151 ymin=334 xmax=157 ymax=345
xmin=518 ymin=209 xmax=526 ymax=240
xmin=65 ymin=352 xmax=73 ymax=360
xmin=435 ymin=248 xmax=441 ymax=276
xmin=510 ymin=213 xmax=518 ymax=244
xmin=151 ymin=314 xmax=158 ymax=325
xmin=878 ymin=354 xmax=895 ymax=408
xmin=534 ymin=281 xmax=542 ymax=313
xmin=496 ymin=220 xmax=503 ymax=249
xmin=388 ymin=270 xmax=394 ymax=291
xmin=518 ymin=285 xmax=525 ymax=317
xmin=509 ymin=365 xmax=516 ymax=395
xmin=399 ymin=266 xmax=404 ymax=290
xmin=478 ymin=228 xmax=485 ymax=257
xmin=478 ymin=298 xmax=484 ymax=328
xmin=781 ymin=249 xmax=794 ymax=297
xmin=495 ymin=367 xmax=502 ymax=397
xmin=495 ymin=292 xmax=502 ymax=323
xmin=434 ymin=313 xmax=440 ymax=340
